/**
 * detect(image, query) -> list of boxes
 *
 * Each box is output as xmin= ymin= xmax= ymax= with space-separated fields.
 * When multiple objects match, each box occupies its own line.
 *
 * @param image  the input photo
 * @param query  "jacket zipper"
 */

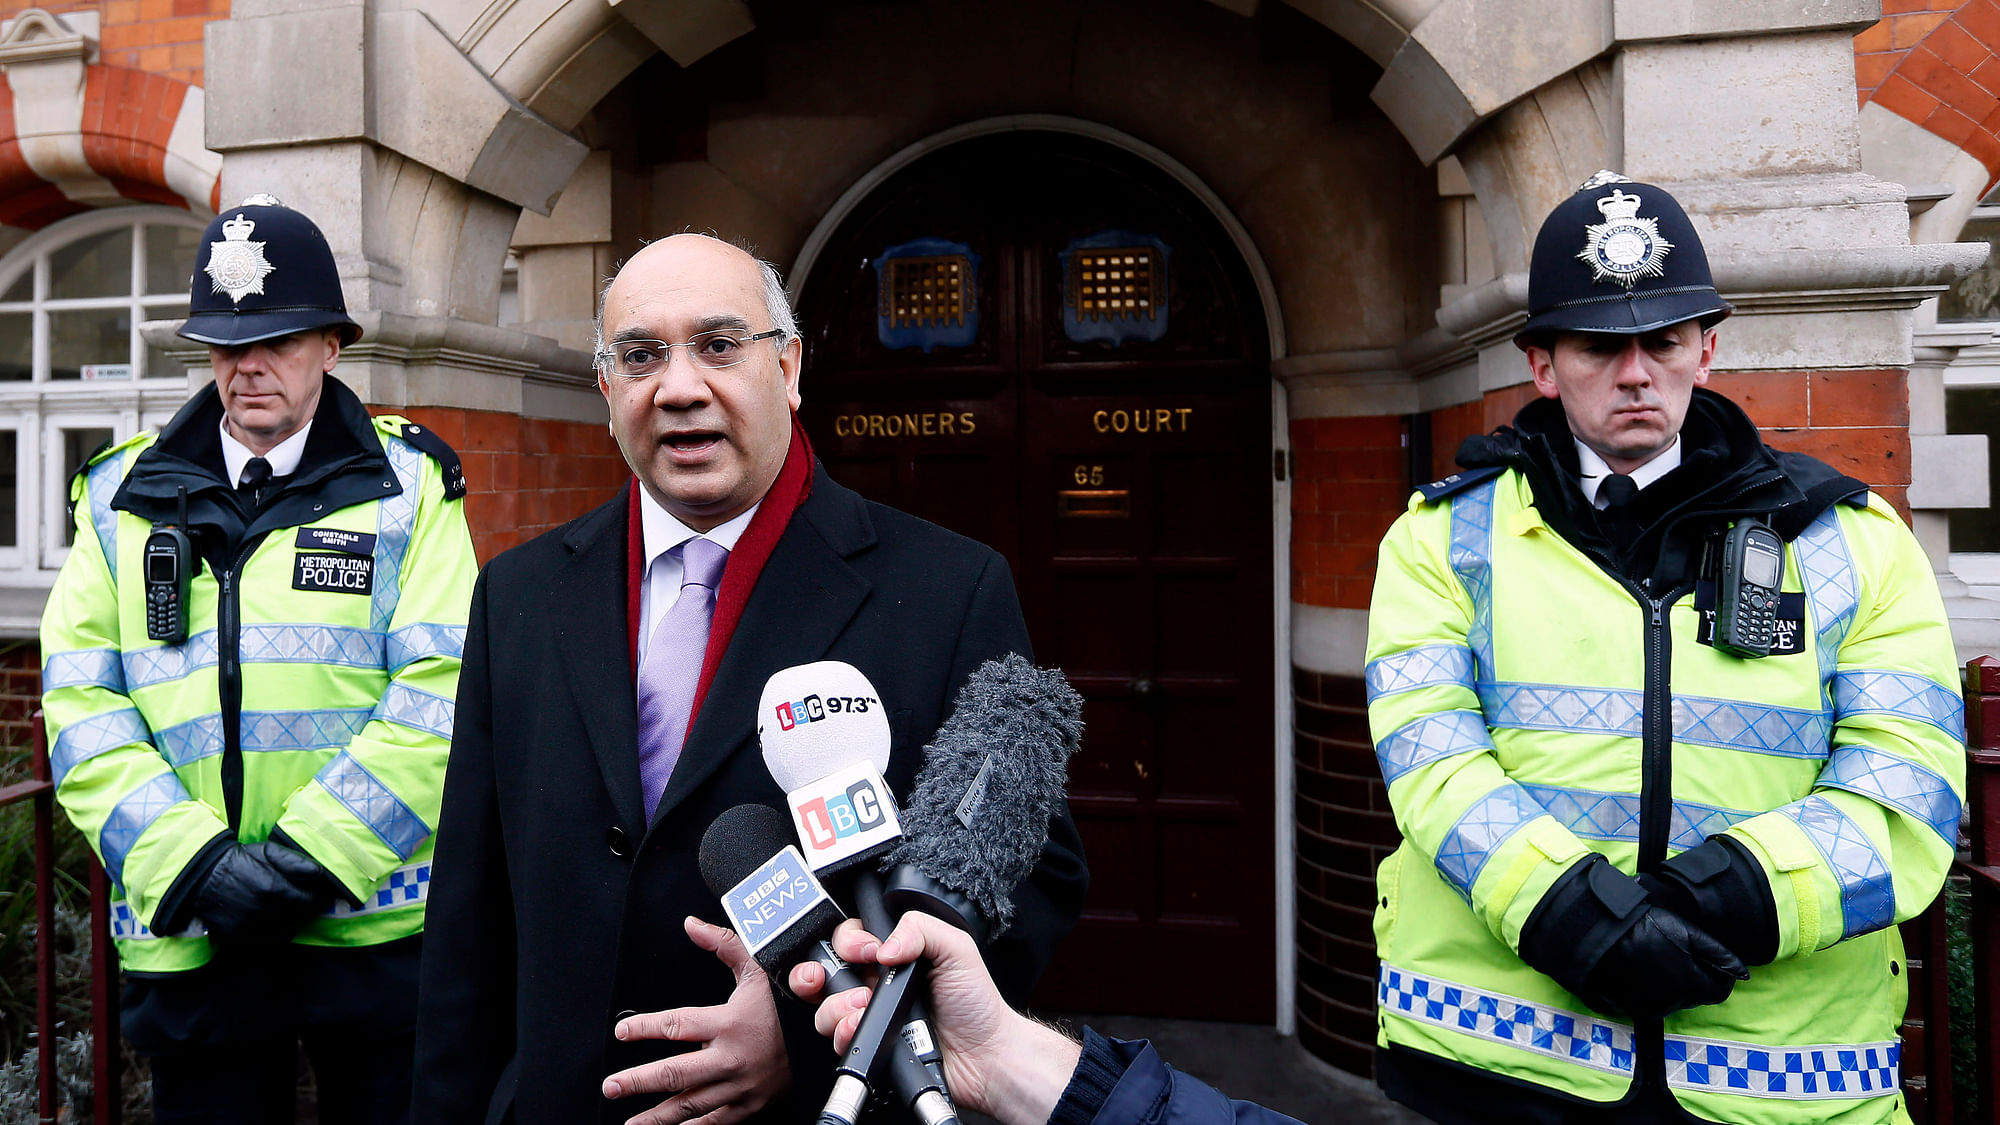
xmin=216 ymin=536 xmax=260 ymax=830
xmin=1637 ymin=586 xmax=1676 ymax=873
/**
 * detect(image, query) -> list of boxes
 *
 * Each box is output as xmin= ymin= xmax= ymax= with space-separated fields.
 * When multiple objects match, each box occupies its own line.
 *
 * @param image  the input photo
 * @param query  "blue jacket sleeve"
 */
xmin=1052 ymin=1030 xmax=1308 ymax=1125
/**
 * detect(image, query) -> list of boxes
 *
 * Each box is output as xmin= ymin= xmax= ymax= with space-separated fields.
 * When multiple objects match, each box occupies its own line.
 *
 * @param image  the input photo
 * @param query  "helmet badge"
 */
xmin=1576 ymin=188 xmax=1673 ymax=289
xmin=203 ymin=212 xmax=276 ymax=304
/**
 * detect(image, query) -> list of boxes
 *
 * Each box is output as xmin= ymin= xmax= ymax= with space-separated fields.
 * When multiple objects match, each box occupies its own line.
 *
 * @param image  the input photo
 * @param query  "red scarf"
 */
xmin=626 ymin=417 xmax=816 ymax=731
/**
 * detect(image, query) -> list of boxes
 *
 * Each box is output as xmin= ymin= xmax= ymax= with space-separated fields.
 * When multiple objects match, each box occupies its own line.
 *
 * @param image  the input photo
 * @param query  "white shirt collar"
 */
xmin=1575 ymin=435 xmax=1681 ymax=508
xmin=638 ymin=489 xmax=758 ymax=568
xmin=220 ymin=419 xmax=313 ymax=486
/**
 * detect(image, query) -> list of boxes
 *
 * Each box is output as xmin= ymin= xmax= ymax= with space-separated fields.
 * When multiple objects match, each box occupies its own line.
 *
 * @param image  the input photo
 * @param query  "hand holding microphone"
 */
xmin=760 ymin=655 xmax=1081 ymax=1125
xmin=792 ymin=914 xmax=1081 ymax=1125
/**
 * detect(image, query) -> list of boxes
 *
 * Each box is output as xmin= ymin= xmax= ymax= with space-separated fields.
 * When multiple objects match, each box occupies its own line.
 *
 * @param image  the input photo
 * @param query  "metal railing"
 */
xmin=4 ymin=716 xmax=119 ymax=1124
xmin=1902 ymin=655 xmax=2000 ymax=1124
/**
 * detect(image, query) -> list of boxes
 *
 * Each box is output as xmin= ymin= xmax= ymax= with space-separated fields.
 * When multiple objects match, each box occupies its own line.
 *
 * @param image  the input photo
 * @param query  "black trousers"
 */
xmin=123 ymin=937 xmax=419 ymax=1125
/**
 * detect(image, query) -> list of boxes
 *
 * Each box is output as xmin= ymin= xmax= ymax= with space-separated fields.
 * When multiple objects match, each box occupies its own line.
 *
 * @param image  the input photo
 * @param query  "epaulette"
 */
xmin=375 ymin=416 xmax=467 ymax=500
xmin=1415 ymin=464 xmax=1506 ymax=504
xmin=67 ymin=431 xmax=149 ymax=510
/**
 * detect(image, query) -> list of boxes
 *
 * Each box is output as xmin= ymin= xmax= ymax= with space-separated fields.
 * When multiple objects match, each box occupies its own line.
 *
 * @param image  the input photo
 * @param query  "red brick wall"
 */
xmin=0 ymin=641 xmax=42 ymax=753
xmin=1 ymin=0 xmax=229 ymax=87
xmin=1292 ymin=669 xmax=1383 ymax=1076
xmin=384 ymin=408 xmax=630 ymax=563
xmin=1856 ymin=2 xmax=2000 ymax=187
xmin=1289 ymin=416 xmax=1407 ymax=611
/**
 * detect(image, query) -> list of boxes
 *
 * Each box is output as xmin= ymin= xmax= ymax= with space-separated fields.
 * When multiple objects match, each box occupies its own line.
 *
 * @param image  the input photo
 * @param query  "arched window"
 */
xmin=0 ymin=207 xmax=207 ymax=593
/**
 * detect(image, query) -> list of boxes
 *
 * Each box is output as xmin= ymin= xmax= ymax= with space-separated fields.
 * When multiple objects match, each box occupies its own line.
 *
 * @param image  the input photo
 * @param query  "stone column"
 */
xmin=186 ymin=0 xmax=627 ymax=558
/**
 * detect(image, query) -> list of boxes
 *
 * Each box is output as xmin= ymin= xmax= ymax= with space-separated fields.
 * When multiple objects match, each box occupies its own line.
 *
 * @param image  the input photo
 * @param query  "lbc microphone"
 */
xmin=698 ymin=803 xmax=956 ymax=1125
xmin=756 ymin=663 xmax=956 ymax=1125
xmin=763 ymin=655 xmax=1082 ymax=1123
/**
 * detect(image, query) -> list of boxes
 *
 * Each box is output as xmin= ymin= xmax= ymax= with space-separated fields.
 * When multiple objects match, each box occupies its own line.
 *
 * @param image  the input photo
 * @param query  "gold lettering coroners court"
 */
xmin=833 ymin=411 xmax=979 ymax=438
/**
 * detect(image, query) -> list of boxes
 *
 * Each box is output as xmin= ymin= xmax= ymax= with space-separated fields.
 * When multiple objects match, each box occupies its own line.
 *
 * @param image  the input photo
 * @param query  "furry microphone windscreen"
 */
xmin=887 ymin=653 xmax=1083 ymax=931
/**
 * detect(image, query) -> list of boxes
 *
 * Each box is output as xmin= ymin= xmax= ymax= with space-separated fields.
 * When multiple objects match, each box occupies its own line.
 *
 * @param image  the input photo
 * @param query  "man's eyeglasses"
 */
xmin=595 ymin=329 xmax=787 ymax=378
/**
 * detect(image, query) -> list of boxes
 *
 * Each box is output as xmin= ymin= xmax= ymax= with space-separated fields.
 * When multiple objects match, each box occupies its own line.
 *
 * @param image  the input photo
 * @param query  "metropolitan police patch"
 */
xmin=1576 ymin=188 xmax=1673 ymax=289
xmin=294 ymin=551 xmax=373 ymax=594
xmin=204 ymin=212 xmax=276 ymax=304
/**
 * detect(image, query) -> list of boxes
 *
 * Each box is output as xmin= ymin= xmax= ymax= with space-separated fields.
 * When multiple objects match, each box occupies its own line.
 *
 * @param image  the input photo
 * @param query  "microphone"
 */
xmin=699 ymin=804 xmax=957 ymax=1125
xmin=761 ymin=655 xmax=1082 ymax=1124
xmin=755 ymin=663 xmax=957 ymax=1125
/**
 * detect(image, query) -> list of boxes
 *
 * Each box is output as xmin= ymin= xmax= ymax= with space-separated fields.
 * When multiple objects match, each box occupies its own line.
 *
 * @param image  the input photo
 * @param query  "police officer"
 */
xmin=40 ymin=197 xmax=475 ymax=1123
xmin=1365 ymin=172 xmax=1964 ymax=1124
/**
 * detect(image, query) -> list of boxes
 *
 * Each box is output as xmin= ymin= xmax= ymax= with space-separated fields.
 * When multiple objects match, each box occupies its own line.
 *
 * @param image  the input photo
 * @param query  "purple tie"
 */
xmin=637 ymin=537 xmax=728 ymax=821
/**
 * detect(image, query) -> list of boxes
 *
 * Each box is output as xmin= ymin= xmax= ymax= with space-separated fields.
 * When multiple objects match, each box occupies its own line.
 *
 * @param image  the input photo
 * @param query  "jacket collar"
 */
xmin=113 ymin=376 xmax=392 ymax=556
xmin=554 ymin=465 xmax=878 ymax=836
xmin=1457 ymin=387 xmax=1857 ymax=585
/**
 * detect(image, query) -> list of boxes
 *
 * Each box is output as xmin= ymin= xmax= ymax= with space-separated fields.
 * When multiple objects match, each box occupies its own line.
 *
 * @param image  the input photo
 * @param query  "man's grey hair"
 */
xmin=591 ymin=236 xmax=798 ymax=370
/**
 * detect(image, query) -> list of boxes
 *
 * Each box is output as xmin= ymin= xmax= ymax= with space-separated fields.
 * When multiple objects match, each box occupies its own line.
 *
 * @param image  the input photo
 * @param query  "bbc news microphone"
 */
xmin=793 ymin=913 xmax=1309 ymax=1125
xmin=698 ymin=803 xmax=957 ymax=1125
xmin=761 ymin=656 xmax=1082 ymax=1124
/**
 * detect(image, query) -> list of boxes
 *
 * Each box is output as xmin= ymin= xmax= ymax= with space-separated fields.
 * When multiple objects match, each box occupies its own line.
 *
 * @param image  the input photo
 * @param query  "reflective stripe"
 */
xmin=1664 ymin=1034 xmax=1900 ymax=1100
xmin=1671 ymin=696 xmax=1831 ymax=760
xmin=1378 ymin=963 xmax=1636 ymax=1076
xmin=1476 ymin=683 xmax=1831 ymax=761
xmin=316 ymin=751 xmax=430 ymax=860
xmin=110 ymin=860 xmax=432 ymax=940
xmin=42 ymin=647 xmax=125 ymax=693
xmin=385 ymin=623 xmax=464 ymax=673
xmin=1778 ymin=795 xmax=1895 ymax=940
xmin=373 ymin=681 xmax=454 ymax=740
xmin=1479 ymin=682 xmax=1642 ymax=736
xmin=1817 ymin=744 xmax=1962 ymax=845
xmin=240 ymin=623 xmax=385 ymax=668
xmin=128 ymin=625 xmax=387 ymax=692
xmin=51 ymin=707 xmax=153 ymax=785
xmin=1379 ymin=964 xmax=1902 ymax=1101
xmin=331 ymin=860 xmax=432 ymax=917
xmin=1366 ymin=645 xmax=1474 ymax=702
xmin=123 ymin=631 xmax=219 ymax=690
xmin=1449 ymin=481 xmax=1497 ymax=677
xmin=85 ymin=453 xmax=123 ymax=584
xmin=1377 ymin=710 xmax=1491 ymax=784
xmin=372 ymin=441 xmax=422 ymax=634
xmin=156 ymin=708 xmax=374 ymax=768
xmin=1833 ymin=669 xmax=1966 ymax=741
xmin=154 ymin=713 xmax=224 ymax=767
xmin=1522 ymin=784 xmax=1756 ymax=852
xmin=1436 ymin=783 xmax=1545 ymax=901
xmin=1795 ymin=507 xmax=1858 ymax=690
xmin=99 ymin=771 xmax=188 ymax=885
xmin=242 ymin=708 xmax=374 ymax=752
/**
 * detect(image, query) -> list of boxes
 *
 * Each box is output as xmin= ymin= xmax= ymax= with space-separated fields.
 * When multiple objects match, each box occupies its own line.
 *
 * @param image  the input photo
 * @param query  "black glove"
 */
xmin=1639 ymin=835 xmax=1779 ymax=966
xmin=1519 ymin=854 xmax=1748 ymax=1020
xmin=190 ymin=841 xmax=337 ymax=944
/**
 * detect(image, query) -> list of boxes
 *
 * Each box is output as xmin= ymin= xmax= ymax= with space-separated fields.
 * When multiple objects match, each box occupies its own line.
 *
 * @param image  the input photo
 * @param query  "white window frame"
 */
xmin=0 ymin=206 xmax=210 ymax=579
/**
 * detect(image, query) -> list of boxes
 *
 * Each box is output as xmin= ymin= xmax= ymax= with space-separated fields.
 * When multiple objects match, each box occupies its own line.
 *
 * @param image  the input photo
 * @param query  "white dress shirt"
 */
xmin=635 ymin=491 xmax=758 ymax=675
xmin=1575 ymin=436 xmax=1681 ymax=510
xmin=220 ymin=419 xmax=313 ymax=487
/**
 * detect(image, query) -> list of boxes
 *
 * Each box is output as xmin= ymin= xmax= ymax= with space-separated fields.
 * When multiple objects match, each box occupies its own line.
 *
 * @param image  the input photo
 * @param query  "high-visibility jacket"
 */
xmin=40 ymin=378 xmax=474 ymax=974
xmin=1366 ymin=392 xmax=1963 ymax=1125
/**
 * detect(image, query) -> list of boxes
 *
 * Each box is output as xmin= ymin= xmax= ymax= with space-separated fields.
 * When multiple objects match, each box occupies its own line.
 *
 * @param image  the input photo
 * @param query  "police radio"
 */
xmin=1713 ymin=516 xmax=1784 ymax=659
xmin=143 ymin=487 xmax=195 ymax=644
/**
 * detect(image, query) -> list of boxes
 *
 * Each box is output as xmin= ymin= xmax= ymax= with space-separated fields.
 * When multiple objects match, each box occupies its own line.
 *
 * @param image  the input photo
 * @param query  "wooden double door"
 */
xmin=799 ymin=132 xmax=1274 ymax=1020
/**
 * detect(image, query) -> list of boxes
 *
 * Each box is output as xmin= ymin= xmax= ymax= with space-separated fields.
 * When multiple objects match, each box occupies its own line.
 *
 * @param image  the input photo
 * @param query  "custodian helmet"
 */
xmin=1516 ymin=171 xmax=1731 ymax=347
xmin=178 ymin=195 xmax=362 ymax=348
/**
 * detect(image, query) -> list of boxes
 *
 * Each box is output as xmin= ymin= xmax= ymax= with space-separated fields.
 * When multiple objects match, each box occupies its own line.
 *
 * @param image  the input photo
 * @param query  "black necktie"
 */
xmin=1598 ymin=473 xmax=1639 ymax=551
xmin=238 ymin=456 xmax=273 ymax=508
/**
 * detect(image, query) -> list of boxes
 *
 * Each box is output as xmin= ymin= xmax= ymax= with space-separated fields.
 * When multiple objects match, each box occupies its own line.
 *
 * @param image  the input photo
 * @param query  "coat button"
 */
xmin=606 ymin=826 xmax=631 ymax=857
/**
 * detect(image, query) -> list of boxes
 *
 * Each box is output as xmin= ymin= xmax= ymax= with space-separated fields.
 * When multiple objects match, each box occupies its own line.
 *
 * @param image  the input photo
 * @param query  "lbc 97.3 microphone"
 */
xmin=698 ymin=803 xmax=957 ymax=1125
xmin=760 ymin=655 xmax=1082 ymax=1125
xmin=757 ymin=662 xmax=954 ymax=1125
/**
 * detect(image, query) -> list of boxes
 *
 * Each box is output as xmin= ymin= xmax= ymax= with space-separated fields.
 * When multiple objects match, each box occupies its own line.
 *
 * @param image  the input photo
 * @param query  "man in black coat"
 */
xmin=412 ymin=234 xmax=1088 ymax=1125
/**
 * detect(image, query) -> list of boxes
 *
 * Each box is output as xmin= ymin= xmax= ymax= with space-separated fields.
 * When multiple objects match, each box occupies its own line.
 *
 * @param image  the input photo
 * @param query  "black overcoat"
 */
xmin=413 ymin=467 xmax=1088 ymax=1124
